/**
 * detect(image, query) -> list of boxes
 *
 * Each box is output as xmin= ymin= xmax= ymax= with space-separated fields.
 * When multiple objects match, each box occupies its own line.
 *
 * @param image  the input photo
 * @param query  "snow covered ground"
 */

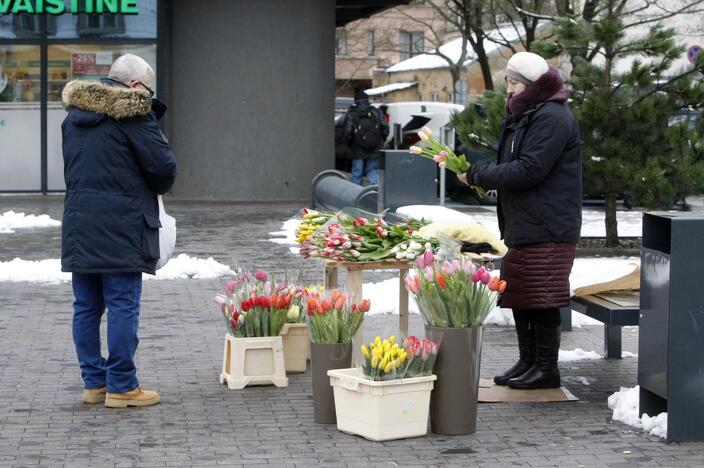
xmin=0 ymin=210 xmax=61 ymax=234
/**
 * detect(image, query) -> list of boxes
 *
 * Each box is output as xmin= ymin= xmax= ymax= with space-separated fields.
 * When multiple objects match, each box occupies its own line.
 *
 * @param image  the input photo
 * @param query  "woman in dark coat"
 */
xmin=459 ymin=52 xmax=582 ymax=389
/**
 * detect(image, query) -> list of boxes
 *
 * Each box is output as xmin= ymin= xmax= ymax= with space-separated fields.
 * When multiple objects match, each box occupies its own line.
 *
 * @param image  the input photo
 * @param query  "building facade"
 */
xmin=335 ymin=2 xmax=447 ymax=97
xmin=1 ymin=0 xmax=406 ymax=199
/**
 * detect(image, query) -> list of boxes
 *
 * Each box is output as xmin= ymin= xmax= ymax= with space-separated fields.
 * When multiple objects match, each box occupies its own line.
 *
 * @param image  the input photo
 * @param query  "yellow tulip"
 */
xmin=371 ymin=355 xmax=379 ymax=369
xmin=389 ymin=336 xmax=396 ymax=344
xmin=375 ymin=336 xmax=381 ymax=345
xmin=361 ymin=345 xmax=370 ymax=358
xmin=384 ymin=361 xmax=394 ymax=373
xmin=379 ymin=357 xmax=387 ymax=370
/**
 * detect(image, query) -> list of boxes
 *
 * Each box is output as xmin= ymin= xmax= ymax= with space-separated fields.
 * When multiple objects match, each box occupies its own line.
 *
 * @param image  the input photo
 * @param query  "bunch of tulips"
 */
xmin=400 ymin=336 xmax=440 ymax=378
xmin=360 ymin=335 xmax=440 ymax=381
xmin=215 ymin=270 xmax=305 ymax=338
xmin=404 ymin=250 xmax=507 ymax=327
xmin=305 ymin=289 xmax=370 ymax=343
xmin=409 ymin=127 xmax=485 ymax=196
xmin=409 ymin=127 xmax=470 ymax=174
xmin=299 ymin=212 xmax=434 ymax=262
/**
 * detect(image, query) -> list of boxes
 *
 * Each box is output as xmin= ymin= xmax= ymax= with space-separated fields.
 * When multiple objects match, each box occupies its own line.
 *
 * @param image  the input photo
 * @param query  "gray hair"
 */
xmin=108 ymin=54 xmax=154 ymax=84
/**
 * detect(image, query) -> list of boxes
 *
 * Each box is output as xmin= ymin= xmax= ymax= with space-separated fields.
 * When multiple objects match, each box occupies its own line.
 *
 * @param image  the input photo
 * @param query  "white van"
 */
xmin=374 ymin=101 xmax=465 ymax=147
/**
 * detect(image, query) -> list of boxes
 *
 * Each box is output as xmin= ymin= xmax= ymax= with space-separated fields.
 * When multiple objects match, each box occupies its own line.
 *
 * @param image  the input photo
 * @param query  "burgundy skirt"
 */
xmin=499 ymin=243 xmax=576 ymax=309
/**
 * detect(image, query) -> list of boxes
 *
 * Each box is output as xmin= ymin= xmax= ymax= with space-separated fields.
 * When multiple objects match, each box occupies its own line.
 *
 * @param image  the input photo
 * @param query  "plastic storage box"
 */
xmin=327 ymin=368 xmax=436 ymax=441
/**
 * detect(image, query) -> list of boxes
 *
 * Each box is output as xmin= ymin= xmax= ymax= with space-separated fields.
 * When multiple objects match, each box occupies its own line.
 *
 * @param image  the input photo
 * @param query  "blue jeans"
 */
xmin=72 ymin=272 xmax=142 ymax=394
xmin=351 ymin=157 xmax=379 ymax=185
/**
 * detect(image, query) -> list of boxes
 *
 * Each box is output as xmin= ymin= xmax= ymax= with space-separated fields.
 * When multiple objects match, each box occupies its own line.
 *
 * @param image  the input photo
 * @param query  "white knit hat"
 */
xmin=505 ymin=52 xmax=549 ymax=84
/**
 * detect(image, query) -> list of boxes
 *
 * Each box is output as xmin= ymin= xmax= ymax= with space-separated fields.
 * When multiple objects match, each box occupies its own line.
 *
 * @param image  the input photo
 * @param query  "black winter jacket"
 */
xmin=470 ymin=100 xmax=582 ymax=247
xmin=60 ymin=80 xmax=177 ymax=275
xmin=343 ymin=100 xmax=389 ymax=159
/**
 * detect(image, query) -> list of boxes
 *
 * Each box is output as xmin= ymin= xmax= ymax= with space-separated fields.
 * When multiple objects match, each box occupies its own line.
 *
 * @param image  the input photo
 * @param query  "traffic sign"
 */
xmin=687 ymin=45 xmax=702 ymax=64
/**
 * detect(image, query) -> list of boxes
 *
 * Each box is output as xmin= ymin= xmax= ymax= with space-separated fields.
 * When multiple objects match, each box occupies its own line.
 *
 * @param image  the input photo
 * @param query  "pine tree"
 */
xmin=535 ymin=3 xmax=704 ymax=246
xmin=452 ymin=0 xmax=704 ymax=248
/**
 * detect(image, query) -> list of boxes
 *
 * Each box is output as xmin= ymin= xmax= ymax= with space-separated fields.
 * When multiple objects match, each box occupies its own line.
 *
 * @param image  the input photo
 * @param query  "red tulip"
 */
xmin=498 ymin=280 xmax=507 ymax=294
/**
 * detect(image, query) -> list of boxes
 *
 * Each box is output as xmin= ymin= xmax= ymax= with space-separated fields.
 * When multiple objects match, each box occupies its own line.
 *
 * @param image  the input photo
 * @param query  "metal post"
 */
xmin=393 ymin=123 xmax=401 ymax=150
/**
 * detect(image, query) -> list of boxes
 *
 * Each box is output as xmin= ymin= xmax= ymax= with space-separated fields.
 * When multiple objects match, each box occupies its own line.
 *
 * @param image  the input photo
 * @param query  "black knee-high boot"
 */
xmin=507 ymin=324 xmax=561 ymax=389
xmin=494 ymin=319 xmax=534 ymax=385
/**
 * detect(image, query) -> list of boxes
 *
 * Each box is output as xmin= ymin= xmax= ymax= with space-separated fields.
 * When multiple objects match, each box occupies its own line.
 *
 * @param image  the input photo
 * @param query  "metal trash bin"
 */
xmin=379 ymin=150 xmax=438 ymax=211
xmin=638 ymin=211 xmax=704 ymax=442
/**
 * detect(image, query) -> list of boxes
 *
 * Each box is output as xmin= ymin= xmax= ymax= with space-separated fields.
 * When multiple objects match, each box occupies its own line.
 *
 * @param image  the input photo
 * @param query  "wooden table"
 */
xmin=324 ymin=259 xmax=412 ymax=336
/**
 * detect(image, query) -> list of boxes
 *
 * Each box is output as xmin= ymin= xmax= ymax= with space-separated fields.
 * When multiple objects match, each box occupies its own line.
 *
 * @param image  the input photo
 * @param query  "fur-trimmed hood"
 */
xmin=62 ymin=80 xmax=151 ymax=120
xmin=507 ymin=67 xmax=569 ymax=117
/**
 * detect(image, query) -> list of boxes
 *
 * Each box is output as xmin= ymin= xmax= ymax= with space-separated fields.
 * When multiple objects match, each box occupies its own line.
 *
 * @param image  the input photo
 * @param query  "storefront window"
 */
xmin=49 ymin=0 xmax=157 ymax=39
xmin=0 ymin=45 xmax=41 ymax=190
xmin=45 ymin=44 xmax=157 ymax=190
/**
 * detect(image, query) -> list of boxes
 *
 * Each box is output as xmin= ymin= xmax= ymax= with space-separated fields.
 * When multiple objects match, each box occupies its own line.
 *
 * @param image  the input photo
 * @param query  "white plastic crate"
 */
xmin=327 ymin=368 xmax=436 ymax=441
xmin=219 ymin=334 xmax=288 ymax=389
xmin=279 ymin=323 xmax=309 ymax=373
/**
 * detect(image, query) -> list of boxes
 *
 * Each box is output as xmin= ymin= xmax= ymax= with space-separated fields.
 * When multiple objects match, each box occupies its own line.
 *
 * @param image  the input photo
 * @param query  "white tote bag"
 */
xmin=156 ymin=195 xmax=176 ymax=270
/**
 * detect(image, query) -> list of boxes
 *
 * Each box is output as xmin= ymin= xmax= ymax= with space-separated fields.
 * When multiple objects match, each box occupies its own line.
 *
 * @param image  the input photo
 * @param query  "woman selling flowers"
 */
xmin=458 ymin=52 xmax=582 ymax=390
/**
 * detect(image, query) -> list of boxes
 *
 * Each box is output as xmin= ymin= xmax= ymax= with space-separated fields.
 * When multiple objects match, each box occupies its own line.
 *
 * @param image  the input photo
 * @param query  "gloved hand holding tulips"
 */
xmin=404 ymin=250 xmax=507 ymax=327
xmin=306 ymin=289 xmax=370 ymax=343
xmin=215 ymin=269 xmax=306 ymax=338
xmin=361 ymin=335 xmax=439 ymax=381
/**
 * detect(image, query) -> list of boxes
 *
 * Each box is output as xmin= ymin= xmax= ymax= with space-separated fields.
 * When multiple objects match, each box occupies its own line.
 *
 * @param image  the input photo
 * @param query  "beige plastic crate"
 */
xmin=279 ymin=323 xmax=309 ymax=373
xmin=327 ymin=368 xmax=436 ymax=441
xmin=219 ymin=334 xmax=288 ymax=389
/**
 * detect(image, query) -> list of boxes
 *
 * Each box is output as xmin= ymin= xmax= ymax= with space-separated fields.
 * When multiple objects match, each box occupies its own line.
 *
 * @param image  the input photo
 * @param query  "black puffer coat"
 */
xmin=60 ymin=80 xmax=177 ymax=275
xmin=468 ymin=68 xmax=582 ymax=309
xmin=469 ymin=88 xmax=581 ymax=246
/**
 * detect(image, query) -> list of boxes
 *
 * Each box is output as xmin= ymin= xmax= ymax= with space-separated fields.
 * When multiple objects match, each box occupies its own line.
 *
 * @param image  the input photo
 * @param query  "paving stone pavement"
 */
xmin=1 ymin=196 xmax=703 ymax=468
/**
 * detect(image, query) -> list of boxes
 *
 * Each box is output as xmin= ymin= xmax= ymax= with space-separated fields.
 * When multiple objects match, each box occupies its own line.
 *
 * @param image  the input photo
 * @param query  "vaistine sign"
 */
xmin=0 ymin=0 xmax=139 ymax=15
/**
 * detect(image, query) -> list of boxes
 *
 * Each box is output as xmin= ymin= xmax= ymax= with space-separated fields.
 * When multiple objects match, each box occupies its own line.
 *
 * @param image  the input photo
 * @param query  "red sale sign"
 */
xmin=71 ymin=52 xmax=113 ymax=79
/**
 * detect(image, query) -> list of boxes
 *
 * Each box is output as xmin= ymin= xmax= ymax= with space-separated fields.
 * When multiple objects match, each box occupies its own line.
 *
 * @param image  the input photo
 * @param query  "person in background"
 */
xmin=459 ymin=52 xmax=582 ymax=390
xmin=61 ymin=54 xmax=177 ymax=408
xmin=343 ymin=90 xmax=389 ymax=185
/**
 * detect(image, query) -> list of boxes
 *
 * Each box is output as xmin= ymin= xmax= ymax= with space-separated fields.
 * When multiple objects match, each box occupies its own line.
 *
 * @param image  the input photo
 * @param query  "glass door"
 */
xmin=0 ymin=45 xmax=41 ymax=190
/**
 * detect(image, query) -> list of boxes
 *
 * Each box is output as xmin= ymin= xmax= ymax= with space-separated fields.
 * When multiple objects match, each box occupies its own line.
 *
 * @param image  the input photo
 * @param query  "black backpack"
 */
xmin=351 ymin=109 xmax=382 ymax=151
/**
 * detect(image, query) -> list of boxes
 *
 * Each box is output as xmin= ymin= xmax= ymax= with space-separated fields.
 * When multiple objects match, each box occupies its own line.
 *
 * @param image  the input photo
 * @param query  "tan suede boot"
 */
xmin=105 ymin=388 xmax=160 ymax=408
xmin=83 ymin=387 xmax=107 ymax=404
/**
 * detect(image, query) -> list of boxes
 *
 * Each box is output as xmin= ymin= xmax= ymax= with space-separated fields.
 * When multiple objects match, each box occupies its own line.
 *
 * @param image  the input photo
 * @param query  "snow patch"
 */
xmin=396 ymin=205 xmax=479 ymax=224
xmin=559 ymin=348 xmax=602 ymax=362
xmin=0 ymin=254 xmax=234 ymax=283
xmin=0 ymin=211 xmax=61 ymax=234
xmin=365 ymin=82 xmax=417 ymax=96
xmin=608 ymin=385 xmax=667 ymax=438
xmin=268 ymin=218 xmax=301 ymax=246
xmin=150 ymin=254 xmax=235 ymax=280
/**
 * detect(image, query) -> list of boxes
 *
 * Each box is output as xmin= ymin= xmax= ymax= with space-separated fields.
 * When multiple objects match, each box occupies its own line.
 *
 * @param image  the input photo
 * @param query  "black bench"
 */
xmin=569 ymin=292 xmax=640 ymax=359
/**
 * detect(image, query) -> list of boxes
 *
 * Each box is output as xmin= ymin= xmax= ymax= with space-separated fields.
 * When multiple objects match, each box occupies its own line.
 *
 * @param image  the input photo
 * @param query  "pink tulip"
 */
xmin=452 ymin=259 xmax=461 ymax=273
xmin=416 ymin=255 xmax=426 ymax=269
xmin=255 ymin=270 xmax=269 ymax=282
xmin=442 ymin=260 xmax=454 ymax=275
xmin=471 ymin=270 xmax=481 ymax=282
xmin=423 ymin=249 xmax=434 ymax=266
xmin=439 ymin=161 xmax=446 ymax=169
xmin=433 ymin=153 xmax=446 ymax=163
xmin=424 ymin=266 xmax=434 ymax=282
xmin=463 ymin=261 xmax=473 ymax=275
xmin=409 ymin=146 xmax=422 ymax=155
xmin=421 ymin=126 xmax=432 ymax=136
xmin=481 ymin=271 xmax=490 ymax=284
xmin=214 ymin=294 xmax=226 ymax=305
